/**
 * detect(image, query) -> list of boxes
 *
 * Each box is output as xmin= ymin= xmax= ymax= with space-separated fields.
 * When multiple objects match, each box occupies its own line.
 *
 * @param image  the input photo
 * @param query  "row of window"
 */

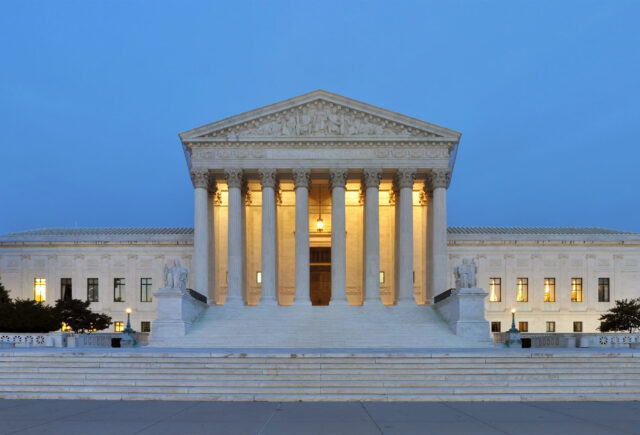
xmin=491 ymin=321 xmax=584 ymax=333
xmin=114 ymin=321 xmax=151 ymax=333
xmin=33 ymin=278 xmax=153 ymax=303
xmin=488 ymin=277 xmax=610 ymax=303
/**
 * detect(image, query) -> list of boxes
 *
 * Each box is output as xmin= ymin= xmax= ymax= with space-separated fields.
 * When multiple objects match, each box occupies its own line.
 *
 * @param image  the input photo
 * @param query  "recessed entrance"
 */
xmin=310 ymin=247 xmax=331 ymax=305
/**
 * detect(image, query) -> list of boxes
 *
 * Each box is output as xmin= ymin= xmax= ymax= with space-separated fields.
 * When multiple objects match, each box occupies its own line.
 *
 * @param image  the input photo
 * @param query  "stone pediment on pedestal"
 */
xmin=180 ymin=90 xmax=461 ymax=143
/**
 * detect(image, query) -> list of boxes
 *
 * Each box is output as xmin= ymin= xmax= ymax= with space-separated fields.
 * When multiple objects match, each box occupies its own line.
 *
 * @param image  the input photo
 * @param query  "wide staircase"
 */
xmin=1 ymin=350 xmax=640 ymax=401
xmin=151 ymin=304 xmax=492 ymax=348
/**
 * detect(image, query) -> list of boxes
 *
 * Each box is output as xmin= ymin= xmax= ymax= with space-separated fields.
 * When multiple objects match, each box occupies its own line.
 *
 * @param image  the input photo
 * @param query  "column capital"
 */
xmin=427 ymin=168 xmax=451 ymax=189
xmin=362 ymin=168 xmax=382 ymax=188
xmin=292 ymin=168 xmax=311 ymax=189
xmin=393 ymin=168 xmax=416 ymax=190
xmin=329 ymin=168 xmax=348 ymax=189
xmin=190 ymin=169 xmax=209 ymax=189
xmin=225 ymin=168 xmax=244 ymax=189
xmin=258 ymin=168 xmax=278 ymax=189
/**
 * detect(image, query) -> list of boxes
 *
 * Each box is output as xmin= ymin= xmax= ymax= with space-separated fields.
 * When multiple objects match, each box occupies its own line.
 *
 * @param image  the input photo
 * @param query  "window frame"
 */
xmin=60 ymin=278 xmax=72 ymax=301
xmin=114 ymin=321 xmax=124 ymax=332
xmin=598 ymin=278 xmax=610 ymax=302
xmin=113 ymin=278 xmax=126 ymax=302
xmin=518 ymin=321 xmax=529 ymax=332
xmin=573 ymin=321 xmax=583 ymax=333
xmin=140 ymin=321 xmax=151 ymax=333
xmin=546 ymin=321 xmax=556 ymax=333
xmin=544 ymin=278 xmax=556 ymax=302
xmin=516 ymin=277 xmax=528 ymax=302
xmin=87 ymin=278 xmax=99 ymax=302
xmin=490 ymin=321 xmax=501 ymax=333
xmin=571 ymin=277 xmax=583 ymax=302
xmin=34 ymin=278 xmax=46 ymax=302
xmin=140 ymin=278 xmax=153 ymax=302
xmin=489 ymin=277 xmax=501 ymax=302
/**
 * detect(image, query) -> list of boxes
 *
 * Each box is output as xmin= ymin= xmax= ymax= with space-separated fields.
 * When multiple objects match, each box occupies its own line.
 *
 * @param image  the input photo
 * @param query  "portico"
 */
xmin=180 ymin=90 xmax=460 ymax=308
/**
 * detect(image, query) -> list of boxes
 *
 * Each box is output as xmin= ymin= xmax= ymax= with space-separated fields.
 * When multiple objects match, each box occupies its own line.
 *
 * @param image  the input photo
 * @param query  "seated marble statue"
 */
xmin=454 ymin=258 xmax=477 ymax=289
xmin=163 ymin=259 xmax=188 ymax=290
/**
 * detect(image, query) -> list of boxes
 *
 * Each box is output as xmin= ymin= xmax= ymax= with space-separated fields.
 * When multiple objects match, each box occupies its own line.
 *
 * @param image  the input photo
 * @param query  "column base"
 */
xmin=223 ymin=298 xmax=246 ymax=307
xmin=291 ymin=298 xmax=312 ymax=306
xmin=329 ymin=299 xmax=350 ymax=306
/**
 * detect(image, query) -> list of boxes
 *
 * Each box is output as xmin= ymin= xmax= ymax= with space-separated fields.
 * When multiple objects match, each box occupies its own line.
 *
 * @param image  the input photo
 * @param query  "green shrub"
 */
xmin=54 ymin=299 xmax=111 ymax=333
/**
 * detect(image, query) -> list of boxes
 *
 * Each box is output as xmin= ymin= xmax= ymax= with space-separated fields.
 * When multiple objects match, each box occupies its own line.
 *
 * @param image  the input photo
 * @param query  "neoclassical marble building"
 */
xmin=0 ymin=91 xmax=639 ymax=341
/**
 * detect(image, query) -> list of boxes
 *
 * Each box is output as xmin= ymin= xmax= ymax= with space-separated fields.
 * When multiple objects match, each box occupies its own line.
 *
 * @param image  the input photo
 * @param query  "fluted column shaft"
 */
xmin=362 ymin=169 xmax=382 ymax=304
xmin=259 ymin=169 xmax=278 ymax=305
xmin=329 ymin=169 xmax=348 ymax=305
xmin=427 ymin=169 xmax=450 ymax=303
xmin=226 ymin=169 xmax=245 ymax=305
xmin=191 ymin=169 xmax=210 ymax=301
xmin=396 ymin=169 xmax=416 ymax=304
xmin=293 ymin=168 xmax=311 ymax=305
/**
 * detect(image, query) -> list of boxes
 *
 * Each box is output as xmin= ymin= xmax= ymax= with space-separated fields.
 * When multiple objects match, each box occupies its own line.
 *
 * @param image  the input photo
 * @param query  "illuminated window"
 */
xmin=516 ymin=278 xmax=528 ymax=302
xmin=598 ymin=278 xmax=610 ymax=302
xmin=379 ymin=271 xmax=385 ymax=284
xmin=546 ymin=321 xmax=556 ymax=333
xmin=87 ymin=278 xmax=99 ymax=302
xmin=489 ymin=278 xmax=501 ymax=302
xmin=140 ymin=278 xmax=152 ymax=302
xmin=571 ymin=278 xmax=583 ymax=302
xmin=61 ymin=322 xmax=72 ymax=332
xmin=518 ymin=321 xmax=528 ymax=332
xmin=491 ymin=322 xmax=501 ymax=333
xmin=573 ymin=321 xmax=583 ymax=332
xmin=114 ymin=278 xmax=125 ymax=302
xmin=114 ymin=321 xmax=124 ymax=332
xmin=140 ymin=321 xmax=151 ymax=333
xmin=61 ymin=278 xmax=72 ymax=301
xmin=256 ymin=271 xmax=262 ymax=285
xmin=34 ymin=278 xmax=46 ymax=302
xmin=544 ymin=278 xmax=555 ymax=302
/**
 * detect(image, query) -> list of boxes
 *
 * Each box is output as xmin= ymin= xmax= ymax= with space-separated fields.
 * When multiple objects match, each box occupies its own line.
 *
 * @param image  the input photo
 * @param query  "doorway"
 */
xmin=310 ymin=247 xmax=331 ymax=305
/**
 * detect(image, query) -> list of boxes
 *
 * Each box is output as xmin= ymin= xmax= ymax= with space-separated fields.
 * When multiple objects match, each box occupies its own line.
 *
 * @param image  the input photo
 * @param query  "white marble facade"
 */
xmin=0 ymin=91 xmax=639 ymax=335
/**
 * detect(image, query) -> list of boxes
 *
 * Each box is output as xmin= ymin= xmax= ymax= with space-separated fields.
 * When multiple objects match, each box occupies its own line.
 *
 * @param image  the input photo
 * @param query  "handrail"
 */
xmin=186 ymin=288 xmax=207 ymax=304
xmin=434 ymin=288 xmax=455 ymax=304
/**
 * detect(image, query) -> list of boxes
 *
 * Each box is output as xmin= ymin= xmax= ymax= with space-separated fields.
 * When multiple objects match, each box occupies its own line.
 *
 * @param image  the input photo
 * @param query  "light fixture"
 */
xmin=256 ymin=271 xmax=262 ymax=284
xmin=126 ymin=307 xmax=132 ymax=314
xmin=379 ymin=271 xmax=385 ymax=284
xmin=316 ymin=184 xmax=324 ymax=232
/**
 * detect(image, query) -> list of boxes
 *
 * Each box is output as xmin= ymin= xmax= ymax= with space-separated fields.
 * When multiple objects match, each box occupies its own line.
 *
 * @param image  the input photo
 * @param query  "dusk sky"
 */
xmin=1 ymin=1 xmax=639 ymax=234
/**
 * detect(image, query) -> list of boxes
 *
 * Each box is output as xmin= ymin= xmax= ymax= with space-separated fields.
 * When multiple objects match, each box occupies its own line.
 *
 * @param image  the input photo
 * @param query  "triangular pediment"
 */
xmin=180 ymin=90 xmax=461 ymax=141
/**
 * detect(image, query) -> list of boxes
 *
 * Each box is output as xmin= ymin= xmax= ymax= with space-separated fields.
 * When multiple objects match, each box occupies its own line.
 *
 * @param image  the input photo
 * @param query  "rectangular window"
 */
xmin=573 ymin=321 xmax=583 ymax=332
xmin=571 ymin=278 xmax=583 ymax=302
xmin=140 ymin=278 xmax=152 ymax=302
xmin=546 ymin=321 xmax=556 ymax=333
xmin=516 ymin=277 xmax=528 ymax=302
xmin=490 ymin=322 xmax=501 ymax=333
xmin=113 ymin=278 xmax=125 ymax=302
xmin=114 ymin=321 xmax=124 ymax=332
xmin=518 ymin=321 xmax=528 ymax=332
xmin=379 ymin=271 xmax=385 ymax=284
xmin=140 ymin=321 xmax=151 ymax=333
xmin=598 ymin=278 xmax=610 ymax=302
xmin=489 ymin=278 xmax=501 ymax=302
xmin=34 ymin=278 xmax=46 ymax=302
xmin=87 ymin=278 xmax=99 ymax=302
xmin=256 ymin=271 xmax=262 ymax=285
xmin=60 ymin=278 xmax=72 ymax=301
xmin=544 ymin=278 xmax=556 ymax=302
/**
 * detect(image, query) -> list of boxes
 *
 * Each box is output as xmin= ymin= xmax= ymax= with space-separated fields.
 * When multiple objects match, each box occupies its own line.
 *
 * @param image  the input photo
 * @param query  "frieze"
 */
xmin=201 ymin=100 xmax=441 ymax=139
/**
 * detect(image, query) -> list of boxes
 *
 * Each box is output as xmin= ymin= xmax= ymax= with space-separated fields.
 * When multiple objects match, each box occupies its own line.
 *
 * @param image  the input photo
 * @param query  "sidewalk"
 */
xmin=1 ymin=400 xmax=639 ymax=434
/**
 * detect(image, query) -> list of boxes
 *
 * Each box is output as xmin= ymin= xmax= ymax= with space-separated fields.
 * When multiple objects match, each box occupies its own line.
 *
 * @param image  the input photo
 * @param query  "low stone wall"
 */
xmin=0 ymin=331 xmax=150 ymax=348
xmin=493 ymin=332 xmax=640 ymax=348
xmin=433 ymin=287 xmax=491 ymax=342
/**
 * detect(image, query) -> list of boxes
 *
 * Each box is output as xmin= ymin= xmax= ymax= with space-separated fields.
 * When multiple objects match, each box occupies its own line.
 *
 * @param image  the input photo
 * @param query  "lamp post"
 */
xmin=506 ymin=308 xmax=521 ymax=347
xmin=120 ymin=307 xmax=136 ymax=347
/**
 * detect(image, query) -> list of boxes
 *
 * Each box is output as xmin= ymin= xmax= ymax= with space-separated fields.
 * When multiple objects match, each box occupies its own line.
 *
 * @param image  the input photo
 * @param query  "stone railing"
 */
xmin=492 ymin=332 xmax=640 ymax=348
xmin=433 ymin=288 xmax=454 ymax=304
xmin=0 ymin=332 xmax=68 ymax=347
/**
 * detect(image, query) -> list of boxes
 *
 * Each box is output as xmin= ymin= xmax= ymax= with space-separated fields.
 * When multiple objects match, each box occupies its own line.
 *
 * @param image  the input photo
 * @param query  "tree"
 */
xmin=0 ymin=277 xmax=10 ymax=305
xmin=0 ymin=299 xmax=61 ymax=333
xmin=598 ymin=298 xmax=640 ymax=333
xmin=54 ymin=299 xmax=112 ymax=333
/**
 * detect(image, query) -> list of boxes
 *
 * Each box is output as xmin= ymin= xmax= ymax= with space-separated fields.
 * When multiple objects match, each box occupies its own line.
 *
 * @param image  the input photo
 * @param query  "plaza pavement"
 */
xmin=1 ymin=399 xmax=640 ymax=434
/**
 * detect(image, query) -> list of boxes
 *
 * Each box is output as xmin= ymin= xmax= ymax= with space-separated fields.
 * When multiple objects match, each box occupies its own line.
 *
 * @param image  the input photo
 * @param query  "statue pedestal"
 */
xmin=434 ymin=287 xmax=491 ymax=342
xmin=150 ymin=287 xmax=208 ymax=344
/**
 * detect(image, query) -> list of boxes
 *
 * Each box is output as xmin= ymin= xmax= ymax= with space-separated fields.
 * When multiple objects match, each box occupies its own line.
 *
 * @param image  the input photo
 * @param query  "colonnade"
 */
xmin=190 ymin=168 xmax=450 ymax=306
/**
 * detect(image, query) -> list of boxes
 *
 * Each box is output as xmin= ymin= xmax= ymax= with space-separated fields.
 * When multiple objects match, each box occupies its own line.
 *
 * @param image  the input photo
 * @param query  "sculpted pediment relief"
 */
xmin=200 ymin=100 xmax=439 ymax=139
xmin=181 ymin=91 xmax=461 ymax=142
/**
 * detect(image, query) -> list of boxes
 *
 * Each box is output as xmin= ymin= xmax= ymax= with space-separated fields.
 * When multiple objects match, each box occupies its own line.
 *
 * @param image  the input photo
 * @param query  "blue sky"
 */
xmin=1 ymin=1 xmax=639 ymax=233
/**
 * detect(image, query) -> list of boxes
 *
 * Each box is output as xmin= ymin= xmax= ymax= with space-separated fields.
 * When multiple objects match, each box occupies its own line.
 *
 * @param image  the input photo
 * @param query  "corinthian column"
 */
xmin=329 ymin=169 xmax=348 ymax=305
xmin=292 ymin=168 xmax=311 ymax=305
xmin=362 ymin=168 xmax=382 ymax=304
xmin=427 ymin=168 xmax=450 ymax=303
xmin=225 ymin=168 xmax=245 ymax=305
xmin=259 ymin=168 xmax=278 ymax=305
xmin=395 ymin=168 xmax=416 ymax=305
xmin=191 ymin=168 xmax=210 ymax=301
